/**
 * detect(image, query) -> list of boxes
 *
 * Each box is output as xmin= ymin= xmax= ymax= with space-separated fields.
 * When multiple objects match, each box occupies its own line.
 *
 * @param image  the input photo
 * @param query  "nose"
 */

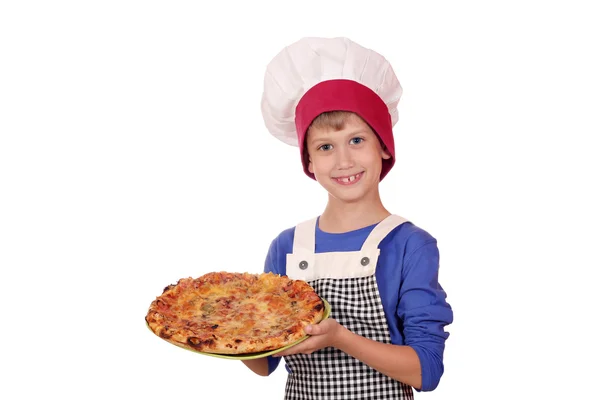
xmin=335 ymin=146 xmax=354 ymax=170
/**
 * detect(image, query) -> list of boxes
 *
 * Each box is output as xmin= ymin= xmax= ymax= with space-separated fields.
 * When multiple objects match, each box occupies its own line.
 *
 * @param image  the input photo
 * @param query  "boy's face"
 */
xmin=305 ymin=114 xmax=391 ymax=204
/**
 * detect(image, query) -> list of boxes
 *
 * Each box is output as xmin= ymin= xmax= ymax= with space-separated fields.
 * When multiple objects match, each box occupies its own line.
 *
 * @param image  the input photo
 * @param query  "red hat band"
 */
xmin=294 ymin=79 xmax=395 ymax=180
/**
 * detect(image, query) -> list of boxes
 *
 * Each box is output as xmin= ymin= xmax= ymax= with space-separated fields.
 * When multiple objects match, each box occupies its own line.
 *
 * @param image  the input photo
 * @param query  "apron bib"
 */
xmin=284 ymin=215 xmax=414 ymax=400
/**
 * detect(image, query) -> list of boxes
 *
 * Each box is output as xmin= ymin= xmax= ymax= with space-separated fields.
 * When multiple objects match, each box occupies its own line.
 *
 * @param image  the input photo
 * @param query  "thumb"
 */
xmin=304 ymin=323 xmax=325 ymax=335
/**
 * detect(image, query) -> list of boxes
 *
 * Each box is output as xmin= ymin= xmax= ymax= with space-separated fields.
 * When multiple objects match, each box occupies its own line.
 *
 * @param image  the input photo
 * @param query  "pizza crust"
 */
xmin=146 ymin=272 xmax=324 ymax=354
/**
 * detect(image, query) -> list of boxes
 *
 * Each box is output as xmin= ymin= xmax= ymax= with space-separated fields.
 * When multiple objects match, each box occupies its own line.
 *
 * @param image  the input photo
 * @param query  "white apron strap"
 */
xmin=360 ymin=214 xmax=408 ymax=251
xmin=292 ymin=217 xmax=318 ymax=252
xmin=288 ymin=217 xmax=318 ymax=279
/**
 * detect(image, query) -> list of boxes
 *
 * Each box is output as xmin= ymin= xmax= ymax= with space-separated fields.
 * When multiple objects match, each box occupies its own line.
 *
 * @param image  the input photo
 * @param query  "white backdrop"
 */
xmin=1 ymin=1 xmax=599 ymax=399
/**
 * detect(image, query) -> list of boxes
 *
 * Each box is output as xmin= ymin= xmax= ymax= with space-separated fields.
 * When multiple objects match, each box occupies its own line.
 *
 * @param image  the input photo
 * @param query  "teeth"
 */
xmin=337 ymin=173 xmax=360 ymax=183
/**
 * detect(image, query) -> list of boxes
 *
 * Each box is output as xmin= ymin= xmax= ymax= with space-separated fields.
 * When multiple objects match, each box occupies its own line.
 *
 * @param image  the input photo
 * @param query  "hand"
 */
xmin=273 ymin=318 xmax=344 ymax=357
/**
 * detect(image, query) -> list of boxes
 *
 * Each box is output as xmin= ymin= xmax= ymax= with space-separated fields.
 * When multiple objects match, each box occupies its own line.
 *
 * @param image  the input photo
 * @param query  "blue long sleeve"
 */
xmin=264 ymin=235 xmax=287 ymax=375
xmin=395 ymin=239 xmax=453 ymax=391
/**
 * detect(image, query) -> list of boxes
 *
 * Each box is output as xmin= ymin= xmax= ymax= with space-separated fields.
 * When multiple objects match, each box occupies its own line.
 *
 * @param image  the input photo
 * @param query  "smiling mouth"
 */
xmin=332 ymin=172 xmax=364 ymax=185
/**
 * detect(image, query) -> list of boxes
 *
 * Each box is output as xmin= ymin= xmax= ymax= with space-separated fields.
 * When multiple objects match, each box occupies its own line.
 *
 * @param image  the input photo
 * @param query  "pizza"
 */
xmin=145 ymin=271 xmax=325 ymax=354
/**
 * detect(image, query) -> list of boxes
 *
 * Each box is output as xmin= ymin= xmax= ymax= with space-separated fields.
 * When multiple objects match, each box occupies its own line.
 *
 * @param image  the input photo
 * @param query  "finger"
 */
xmin=305 ymin=323 xmax=325 ymax=335
xmin=273 ymin=346 xmax=299 ymax=357
xmin=273 ymin=348 xmax=300 ymax=357
xmin=273 ymin=338 xmax=315 ymax=357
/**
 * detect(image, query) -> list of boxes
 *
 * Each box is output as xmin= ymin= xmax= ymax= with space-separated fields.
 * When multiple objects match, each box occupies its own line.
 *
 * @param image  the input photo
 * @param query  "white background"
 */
xmin=1 ymin=1 xmax=599 ymax=399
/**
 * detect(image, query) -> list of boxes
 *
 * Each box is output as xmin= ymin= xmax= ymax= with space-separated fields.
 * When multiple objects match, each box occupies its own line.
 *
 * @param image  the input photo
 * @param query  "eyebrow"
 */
xmin=342 ymin=129 xmax=369 ymax=137
xmin=308 ymin=129 xmax=369 ymax=145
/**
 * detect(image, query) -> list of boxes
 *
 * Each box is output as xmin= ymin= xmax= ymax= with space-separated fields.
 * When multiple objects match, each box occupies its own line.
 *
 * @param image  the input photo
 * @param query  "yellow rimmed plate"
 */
xmin=147 ymin=298 xmax=331 ymax=360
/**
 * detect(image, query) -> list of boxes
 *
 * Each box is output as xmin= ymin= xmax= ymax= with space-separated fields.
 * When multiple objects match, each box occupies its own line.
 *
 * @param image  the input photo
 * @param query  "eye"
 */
xmin=318 ymin=144 xmax=333 ymax=151
xmin=350 ymin=137 xmax=364 ymax=145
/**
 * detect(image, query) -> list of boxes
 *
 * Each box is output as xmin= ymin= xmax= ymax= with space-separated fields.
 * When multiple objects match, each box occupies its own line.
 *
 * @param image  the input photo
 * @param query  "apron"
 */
xmin=284 ymin=214 xmax=414 ymax=400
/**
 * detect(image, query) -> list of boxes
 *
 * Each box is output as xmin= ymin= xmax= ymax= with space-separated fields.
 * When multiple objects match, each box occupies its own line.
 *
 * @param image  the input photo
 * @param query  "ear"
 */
xmin=308 ymin=158 xmax=314 ymax=173
xmin=381 ymin=147 xmax=392 ymax=160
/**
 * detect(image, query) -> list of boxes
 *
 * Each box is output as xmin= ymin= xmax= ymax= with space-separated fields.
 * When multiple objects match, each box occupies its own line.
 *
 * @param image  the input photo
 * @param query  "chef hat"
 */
xmin=261 ymin=37 xmax=403 ymax=180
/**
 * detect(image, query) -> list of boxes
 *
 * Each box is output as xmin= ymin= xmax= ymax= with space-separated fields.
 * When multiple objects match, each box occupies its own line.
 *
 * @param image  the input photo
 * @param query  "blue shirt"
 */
xmin=264 ymin=219 xmax=453 ymax=392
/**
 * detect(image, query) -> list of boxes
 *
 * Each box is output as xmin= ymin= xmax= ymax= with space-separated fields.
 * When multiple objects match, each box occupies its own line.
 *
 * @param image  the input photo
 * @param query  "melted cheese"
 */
xmin=147 ymin=272 xmax=324 ymax=353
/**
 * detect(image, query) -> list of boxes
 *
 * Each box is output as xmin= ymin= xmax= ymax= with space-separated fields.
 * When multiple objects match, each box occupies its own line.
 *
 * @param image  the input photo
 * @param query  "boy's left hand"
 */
xmin=273 ymin=318 xmax=344 ymax=357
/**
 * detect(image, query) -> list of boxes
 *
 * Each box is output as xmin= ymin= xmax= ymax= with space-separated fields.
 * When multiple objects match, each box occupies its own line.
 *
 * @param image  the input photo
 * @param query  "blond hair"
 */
xmin=308 ymin=110 xmax=357 ymax=132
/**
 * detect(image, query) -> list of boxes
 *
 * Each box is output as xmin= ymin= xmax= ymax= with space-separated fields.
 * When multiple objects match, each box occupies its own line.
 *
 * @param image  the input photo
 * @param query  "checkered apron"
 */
xmin=284 ymin=215 xmax=414 ymax=400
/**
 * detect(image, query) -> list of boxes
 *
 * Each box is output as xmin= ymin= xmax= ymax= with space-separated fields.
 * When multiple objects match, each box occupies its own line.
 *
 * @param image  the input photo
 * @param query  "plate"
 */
xmin=147 ymin=298 xmax=331 ymax=360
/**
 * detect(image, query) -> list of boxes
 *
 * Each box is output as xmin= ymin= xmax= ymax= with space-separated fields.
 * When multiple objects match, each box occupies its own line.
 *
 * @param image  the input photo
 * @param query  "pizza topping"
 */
xmin=146 ymin=272 xmax=325 ymax=354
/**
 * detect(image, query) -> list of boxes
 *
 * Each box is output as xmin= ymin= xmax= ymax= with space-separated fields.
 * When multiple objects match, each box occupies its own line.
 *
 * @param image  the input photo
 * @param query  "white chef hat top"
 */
xmin=261 ymin=37 xmax=403 ymax=180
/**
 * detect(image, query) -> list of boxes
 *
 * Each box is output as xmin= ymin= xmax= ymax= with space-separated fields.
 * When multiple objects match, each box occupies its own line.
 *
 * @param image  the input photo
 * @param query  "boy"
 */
xmin=243 ymin=37 xmax=453 ymax=399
